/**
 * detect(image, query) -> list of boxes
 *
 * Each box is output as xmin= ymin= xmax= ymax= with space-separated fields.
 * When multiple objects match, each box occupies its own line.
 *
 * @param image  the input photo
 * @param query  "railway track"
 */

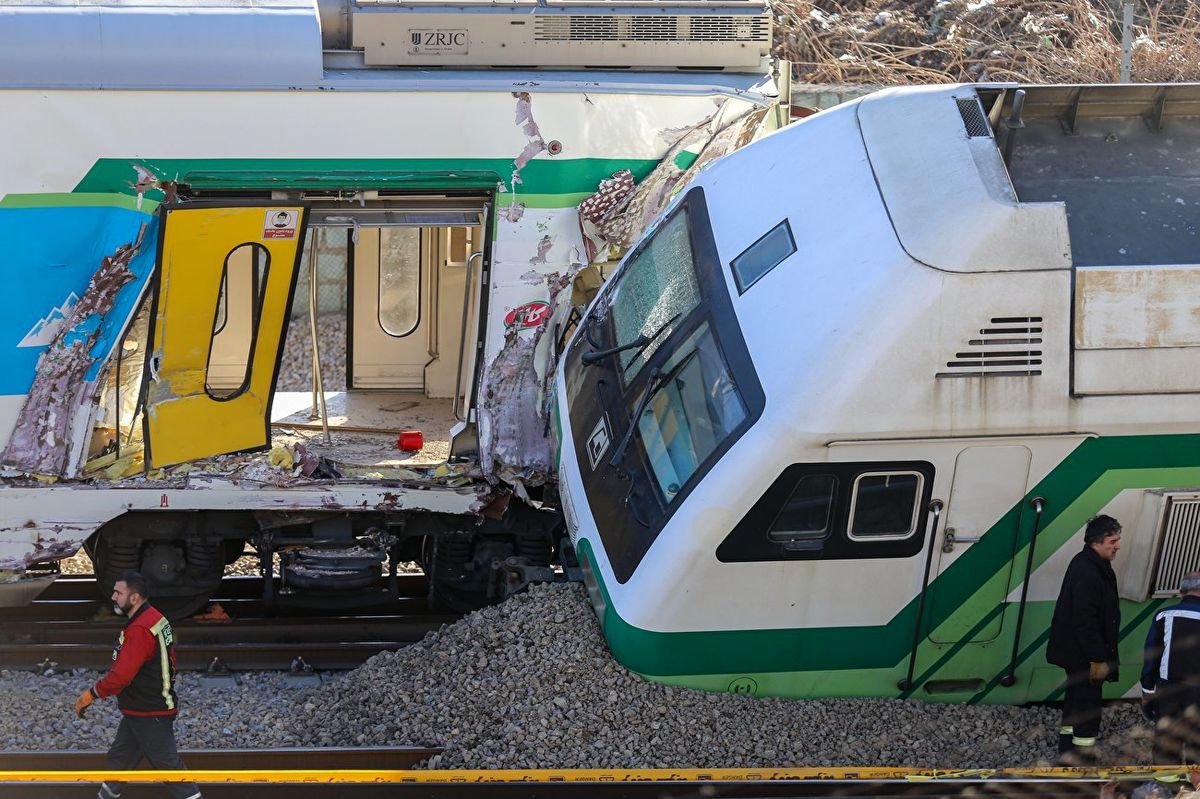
xmin=0 ymin=575 xmax=461 ymax=671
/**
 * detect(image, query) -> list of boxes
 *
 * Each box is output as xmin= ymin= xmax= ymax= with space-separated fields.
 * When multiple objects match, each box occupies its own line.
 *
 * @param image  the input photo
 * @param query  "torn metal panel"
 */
xmin=510 ymin=91 xmax=548 ymax=192
xmin=1 ymin=224 xmax=148 ymax=476
xmin=529 ymin=234 xmax=553 ymax=266
xmin=581 ymin=105 xmax=771 ymax=257
xmin=84 ymin=296 xmax=154 ymax=473
xmin=477 ymin=269 xmax=577 ymax=493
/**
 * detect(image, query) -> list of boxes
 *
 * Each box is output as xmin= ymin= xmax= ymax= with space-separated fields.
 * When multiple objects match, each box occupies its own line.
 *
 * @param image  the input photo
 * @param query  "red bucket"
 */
xmin=396 ymin=431 xmax=423 ymax=451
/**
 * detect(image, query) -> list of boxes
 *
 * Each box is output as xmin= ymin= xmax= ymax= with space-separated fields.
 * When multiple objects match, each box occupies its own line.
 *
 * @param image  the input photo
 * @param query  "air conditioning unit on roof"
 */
xmin=349 ymin=0 xmax=772 ymax=71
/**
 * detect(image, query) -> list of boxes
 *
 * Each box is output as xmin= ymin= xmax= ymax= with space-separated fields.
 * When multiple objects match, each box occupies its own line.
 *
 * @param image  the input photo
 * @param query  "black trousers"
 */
xmin=1059 ymin=668 xmax=1103 ymax=755
xmin=101 ymin=715 xmax=202 ymax=799
xmin=1152 ymin=682 xmax=1200 ymax=765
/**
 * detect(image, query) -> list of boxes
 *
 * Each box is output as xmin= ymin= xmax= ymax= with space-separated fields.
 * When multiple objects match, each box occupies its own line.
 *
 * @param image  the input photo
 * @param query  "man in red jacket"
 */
xmin=74 ymin=571 xmax=202 ymax=799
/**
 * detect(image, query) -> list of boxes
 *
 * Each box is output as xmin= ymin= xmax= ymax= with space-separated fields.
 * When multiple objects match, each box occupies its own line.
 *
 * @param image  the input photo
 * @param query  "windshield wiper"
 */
xmin=582 ymin=312 xmax=680 ymax=367
xmin=608 ymin=347 xmax=698 ymax=472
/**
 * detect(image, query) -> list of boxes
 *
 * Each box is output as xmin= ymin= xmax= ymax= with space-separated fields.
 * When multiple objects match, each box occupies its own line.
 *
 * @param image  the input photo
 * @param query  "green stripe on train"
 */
xmin=74 ymin=158 xmax=658 ymax=199
xmin=579 ymin=434 xmax=1200 ymax=700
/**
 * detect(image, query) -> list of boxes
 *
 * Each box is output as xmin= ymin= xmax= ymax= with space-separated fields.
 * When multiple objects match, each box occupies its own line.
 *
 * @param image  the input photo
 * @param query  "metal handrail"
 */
xmin=1001 ymin=496 xmax=1046 ymax=687
xmin=898 ymin=498 xmax=944 ymax=692
xmin=452 ymin=250 xmax=484 ymax=423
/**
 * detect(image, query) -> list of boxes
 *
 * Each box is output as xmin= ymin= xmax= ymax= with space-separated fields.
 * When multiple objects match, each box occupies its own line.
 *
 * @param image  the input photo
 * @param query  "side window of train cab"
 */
xmin=717 ymin=462 xmax=933 ymax=562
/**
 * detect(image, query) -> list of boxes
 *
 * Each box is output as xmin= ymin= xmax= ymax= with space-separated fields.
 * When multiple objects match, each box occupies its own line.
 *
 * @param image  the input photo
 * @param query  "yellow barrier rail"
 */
xmin=0 ymin=766 xmax=1194 ymax=783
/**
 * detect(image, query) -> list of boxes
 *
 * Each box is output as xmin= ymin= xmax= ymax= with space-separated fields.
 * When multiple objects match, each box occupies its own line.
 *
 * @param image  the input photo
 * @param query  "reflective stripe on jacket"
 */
xmin=1141 ymin=594 xmax=1200 ymax=692
xmin=92 ymin=603 xmax=179 ymax=716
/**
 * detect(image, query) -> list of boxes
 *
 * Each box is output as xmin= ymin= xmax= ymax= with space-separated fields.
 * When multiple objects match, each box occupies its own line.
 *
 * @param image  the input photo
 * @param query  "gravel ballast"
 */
xmin=0 ymin=583 xmax=1154 ymax=769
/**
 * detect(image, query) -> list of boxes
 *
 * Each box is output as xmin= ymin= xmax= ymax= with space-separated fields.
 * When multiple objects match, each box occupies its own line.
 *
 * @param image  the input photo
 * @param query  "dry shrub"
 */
xmin=775 ymin=0 xmax=1200 ymax=84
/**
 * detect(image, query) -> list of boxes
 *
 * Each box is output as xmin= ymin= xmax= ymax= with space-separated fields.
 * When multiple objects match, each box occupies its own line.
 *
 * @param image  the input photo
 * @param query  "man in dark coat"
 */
xmin=1047 ymin=514 xmax=1123 ymax=763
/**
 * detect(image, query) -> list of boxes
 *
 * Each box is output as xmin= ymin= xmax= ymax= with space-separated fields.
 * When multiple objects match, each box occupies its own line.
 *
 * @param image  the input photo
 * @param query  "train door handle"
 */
xmin=942 ymin=527 xmax=981 ymax=553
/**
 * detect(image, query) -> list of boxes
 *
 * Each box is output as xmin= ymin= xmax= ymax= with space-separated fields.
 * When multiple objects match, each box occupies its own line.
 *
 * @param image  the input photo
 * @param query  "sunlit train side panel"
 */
xmin=555 ymin=82 xmax=1200 ymax=704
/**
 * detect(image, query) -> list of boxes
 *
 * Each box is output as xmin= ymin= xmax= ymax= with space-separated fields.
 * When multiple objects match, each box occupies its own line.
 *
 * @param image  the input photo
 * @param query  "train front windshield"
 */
xmin=562 ymin=189 xmax=763 ymax=582
xmin=636 ymin=323 xmax=747 ymax=502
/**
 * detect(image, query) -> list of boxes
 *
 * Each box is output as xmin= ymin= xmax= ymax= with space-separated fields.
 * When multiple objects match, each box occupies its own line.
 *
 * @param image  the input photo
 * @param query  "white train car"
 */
xmin=555 ymin=82 xmax=1200 ymax=704
xmin=0 ymin=0 xmax=783 ymax=613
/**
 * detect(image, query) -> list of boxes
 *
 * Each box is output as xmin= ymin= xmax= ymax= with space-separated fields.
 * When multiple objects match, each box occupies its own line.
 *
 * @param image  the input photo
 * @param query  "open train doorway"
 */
xmin=269 ymin=196 xmax=490 ymax=468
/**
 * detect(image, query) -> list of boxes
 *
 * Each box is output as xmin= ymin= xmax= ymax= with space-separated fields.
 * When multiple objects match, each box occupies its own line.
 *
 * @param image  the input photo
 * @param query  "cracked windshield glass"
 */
xmin=609 ymin=209 xmax=700 ymax=381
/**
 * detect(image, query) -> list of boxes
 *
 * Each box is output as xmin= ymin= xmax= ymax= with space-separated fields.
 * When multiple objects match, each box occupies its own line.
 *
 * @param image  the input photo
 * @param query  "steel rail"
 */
xmin=0 ymin=610 xmax=460 ymax=670
xmin=0 ymin=747 xmax=440 ymax=771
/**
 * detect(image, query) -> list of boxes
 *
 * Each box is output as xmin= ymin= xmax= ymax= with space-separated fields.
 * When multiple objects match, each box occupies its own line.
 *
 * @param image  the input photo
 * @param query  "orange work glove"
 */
xmin=74 ymin=688 xmax=95 ymax=718
xmin=1088 ymin=661 xmax=1110 ymax=685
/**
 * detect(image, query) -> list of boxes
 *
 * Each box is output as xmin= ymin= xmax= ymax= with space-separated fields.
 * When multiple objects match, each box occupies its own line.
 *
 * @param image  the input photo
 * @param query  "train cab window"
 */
xmin=716 ymin=460 xmax=933 ymax=563
xmin=767 ymin=474 xmax=837 ymax=543
xmin=637 ymin=323 xmax=747 ymax=502
xmin=847 ymin=472 xmax=923 ymax=541
xmin=731 ymin=219 xmax=796 ymax=294
xmin=609 ymin=210 xmax=700 ymax=382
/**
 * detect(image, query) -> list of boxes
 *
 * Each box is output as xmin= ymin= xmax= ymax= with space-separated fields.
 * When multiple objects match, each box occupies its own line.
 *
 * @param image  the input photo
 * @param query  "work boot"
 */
xmin=1060 ymin=744 xmax=1099 ymax=768
xmin=1058 ymin=733 xmax=1074 ymax=757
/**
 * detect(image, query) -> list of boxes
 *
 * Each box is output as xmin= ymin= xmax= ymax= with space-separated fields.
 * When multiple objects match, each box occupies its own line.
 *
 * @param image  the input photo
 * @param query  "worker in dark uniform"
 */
xmin=74 ymin=571 xmax=203 ymax=799
xmin=1141 ymin=570 xmax=1200 ymax=765
xmin=1046 ymin=514 xmax=1123 ymax=763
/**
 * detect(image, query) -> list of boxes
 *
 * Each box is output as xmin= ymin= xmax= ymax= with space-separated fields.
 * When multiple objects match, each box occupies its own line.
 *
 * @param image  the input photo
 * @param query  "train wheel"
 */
xmin=420 ymin=533 xmax=496 ymax=613
xmin=92 ymin=534 xmax=222 ymax=620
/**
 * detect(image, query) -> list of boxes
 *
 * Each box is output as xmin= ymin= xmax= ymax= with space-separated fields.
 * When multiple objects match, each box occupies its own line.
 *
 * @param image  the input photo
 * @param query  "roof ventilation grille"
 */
xmin=936 ymin=316 xmax=1043 ymax=378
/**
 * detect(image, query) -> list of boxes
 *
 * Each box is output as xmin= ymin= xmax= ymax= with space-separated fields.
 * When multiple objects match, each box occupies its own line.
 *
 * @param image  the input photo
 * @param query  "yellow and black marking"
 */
xmin=0 ymin=766 xmax=1194 ymax=783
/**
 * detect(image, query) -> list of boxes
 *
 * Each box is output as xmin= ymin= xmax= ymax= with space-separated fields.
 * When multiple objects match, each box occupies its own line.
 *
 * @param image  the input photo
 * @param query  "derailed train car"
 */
xmin=555 ymin=83 xmax=1200 ymax=704
xmin=0 ymin=0 xmax=785 ymax=614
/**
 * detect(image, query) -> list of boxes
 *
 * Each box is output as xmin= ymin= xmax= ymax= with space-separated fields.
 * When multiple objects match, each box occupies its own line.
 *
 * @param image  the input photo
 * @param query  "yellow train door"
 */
xmin=143 ymin=203 xmax=308 ymax=468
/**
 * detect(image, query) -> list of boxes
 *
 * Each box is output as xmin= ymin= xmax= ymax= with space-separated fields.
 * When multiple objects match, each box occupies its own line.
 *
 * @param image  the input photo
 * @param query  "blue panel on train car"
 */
xmin=0 ymin=196 xmax=158 ymax=395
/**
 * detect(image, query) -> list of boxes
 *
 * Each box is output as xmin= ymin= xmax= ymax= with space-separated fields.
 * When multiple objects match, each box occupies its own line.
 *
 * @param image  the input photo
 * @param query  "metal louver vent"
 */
xmin=936 ymin=316 xmax=1043 ymax=378
xmin=1154 ymin=497 xmax=1200 ymax=597
xmin=956 ymin=96 xmax=992 ymax=138
xmin=535 ymin=15 xmax=765 ymax=42
xmin=630 ymin=17 xmax=679 ymax=39
xmin=687 ymin=16 xmax=769 ymax=41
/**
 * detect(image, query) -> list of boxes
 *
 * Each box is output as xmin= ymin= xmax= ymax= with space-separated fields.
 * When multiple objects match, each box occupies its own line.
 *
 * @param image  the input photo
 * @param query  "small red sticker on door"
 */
xmin=504 ymin=301 xmax=551 ymax=330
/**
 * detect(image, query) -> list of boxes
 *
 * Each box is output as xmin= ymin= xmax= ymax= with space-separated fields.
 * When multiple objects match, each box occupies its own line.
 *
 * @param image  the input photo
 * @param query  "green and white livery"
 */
xmin=554 ymin=82 xmax=1200 ymax=705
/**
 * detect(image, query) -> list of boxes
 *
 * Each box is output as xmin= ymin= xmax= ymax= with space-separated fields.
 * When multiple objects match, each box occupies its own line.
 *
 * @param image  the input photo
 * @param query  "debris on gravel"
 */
xmin=8 ymin=583 xmax=1149 ymax=769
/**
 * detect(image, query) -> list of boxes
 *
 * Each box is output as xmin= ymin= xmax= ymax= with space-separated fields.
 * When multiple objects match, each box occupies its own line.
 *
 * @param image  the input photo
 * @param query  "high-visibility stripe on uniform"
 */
xmin=1071 ymin=736 xmax=1097 ymax=747
xmin=1058 ymin=726 xmax=1073 ymax=735
xmin=1158 ymin=609 xmax=1200 ymax=680
xmin=149 ymin=617 xmax=174 ymax=711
